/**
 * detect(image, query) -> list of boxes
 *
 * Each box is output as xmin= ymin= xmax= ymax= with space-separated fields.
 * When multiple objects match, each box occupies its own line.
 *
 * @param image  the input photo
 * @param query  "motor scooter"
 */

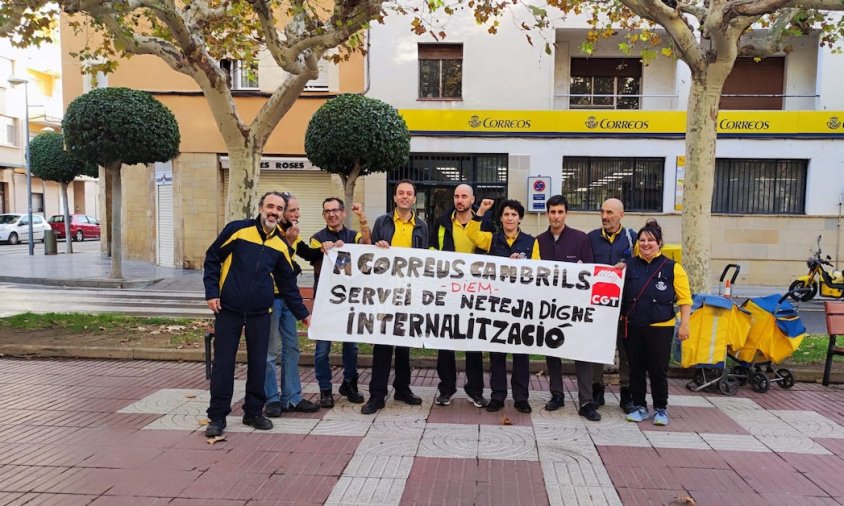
xmin=788 ymin=235 xmax=844 ymax=302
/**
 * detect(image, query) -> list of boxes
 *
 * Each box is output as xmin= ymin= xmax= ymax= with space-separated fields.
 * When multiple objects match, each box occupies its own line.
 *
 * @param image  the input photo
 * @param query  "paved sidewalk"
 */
xmin=1 ymin=357 xmax=843 ymax=505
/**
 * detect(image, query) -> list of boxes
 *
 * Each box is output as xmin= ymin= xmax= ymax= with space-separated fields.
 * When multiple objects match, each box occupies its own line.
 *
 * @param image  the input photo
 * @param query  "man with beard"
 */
xmin=588 ymin=198 xmax=637 ymax=413
xmin=434 ymin=184 xmax=494 ymax=408
xmin=361 ymin=179 xmax=429 ymax=414
xmin=264 ymin=192 xmax=321 ymax=416
xmin=204 ymin=191 xmax=310 ymax=437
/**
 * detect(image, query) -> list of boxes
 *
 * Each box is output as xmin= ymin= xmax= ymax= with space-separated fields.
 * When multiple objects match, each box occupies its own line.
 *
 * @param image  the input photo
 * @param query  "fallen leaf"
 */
xmin=98 ymin=326 xmax=105 ymax=331
xmin=675 ymin=496 xmax=695 ymax=504
xmin=501 ymin=417 xmax=512 ymax=425
xmin=198 ymin=418 xmax=210 ymax=426
xmin=534 ymin=370 xmax=545 ymax=377
xmin=176 ymin=345 xmax=184 ymax=349
xmin=185 ymin=394 xmax=196 ymax=399
xmin=206 ymin=436 xmax=226 ymax=445
xmin=166 ymin=325 xmax=186 ymax=332
xmin=150 ymin=330 xmax=161 ymax=335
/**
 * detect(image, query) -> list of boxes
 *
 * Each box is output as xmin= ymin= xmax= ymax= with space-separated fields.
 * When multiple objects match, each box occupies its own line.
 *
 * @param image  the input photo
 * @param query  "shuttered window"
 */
xmin=713 ymin=158 xmax=806 ymax=214
xmin=720 ymin=57 xmax=785 ymax=110
xmin=562 ymin=157 xmax=664 ymax=211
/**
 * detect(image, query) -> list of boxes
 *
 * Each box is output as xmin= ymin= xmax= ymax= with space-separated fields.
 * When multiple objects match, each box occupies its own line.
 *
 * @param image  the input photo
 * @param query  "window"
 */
xmin=720 ymin=57 xmax=784 ymax=110
xmin=0 ymin=115 xmax=17 ymax=146
xmin=304 ymin=60 xmax=330 ymax=92
xmin=418 ymin=44 xmax=462 ymax=100
xmin=220 ymin=59 xmax=259 ymax=90
xmin=713 ymin=159 xmax=806 ymax=214
xmin=570 ymin=58 xmax=642 ymax=110
xmin=562 ymin=157 xmax=663 ymax=211
xmin=389 ymin=153 xmax=508 ymax=228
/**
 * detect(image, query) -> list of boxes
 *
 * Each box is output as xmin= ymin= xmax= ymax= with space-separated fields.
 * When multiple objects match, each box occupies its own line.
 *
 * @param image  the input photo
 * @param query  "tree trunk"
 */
xmin=341 ymin=161 xmax=363 ymax=229
xmin=100 ymin=165 xmax=112 ymax=259
xmin=61 ymin=181 xmax=72 ymax=254
xmin=681 ymin=68 xmax=726 ymax=294
xmin=109 ymin=163 xmax=123 ymax=279
xmin=224 ymin=142 xmax=263 ymax=223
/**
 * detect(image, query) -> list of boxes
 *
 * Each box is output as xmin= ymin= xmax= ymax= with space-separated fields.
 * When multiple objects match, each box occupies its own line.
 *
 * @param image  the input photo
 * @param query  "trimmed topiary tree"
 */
xmin=63 ymin=87 xmax=180 ymax=278
xmin=29 ymin=131 xmax=98 ymax=254
xmin=305 ymin=94 xmax=410 ymax=227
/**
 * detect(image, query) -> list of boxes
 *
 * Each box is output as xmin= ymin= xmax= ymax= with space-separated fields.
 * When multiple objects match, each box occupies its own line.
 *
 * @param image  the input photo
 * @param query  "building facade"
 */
xmin=362 ymin=11 xmax=844 ymax=287
xmin=61 ymin=18 xmax=367 ymax=268
xmin=1 ymin=37 xmax=97 ymax=221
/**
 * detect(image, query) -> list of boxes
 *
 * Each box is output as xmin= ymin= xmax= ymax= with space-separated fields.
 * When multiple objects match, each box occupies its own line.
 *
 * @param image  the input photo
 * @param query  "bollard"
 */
xmin=43 ymin=229 xmax=57 ymax=255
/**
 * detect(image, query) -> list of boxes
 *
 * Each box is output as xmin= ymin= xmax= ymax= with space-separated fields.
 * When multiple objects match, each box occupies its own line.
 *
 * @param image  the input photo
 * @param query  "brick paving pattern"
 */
xmin=1 ymin=357 xmax=843 ymax=505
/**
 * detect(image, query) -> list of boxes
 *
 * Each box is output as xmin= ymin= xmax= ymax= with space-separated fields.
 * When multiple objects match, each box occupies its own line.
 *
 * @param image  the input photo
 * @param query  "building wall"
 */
xmin=173 ymin=153 xmax=222 ymax=270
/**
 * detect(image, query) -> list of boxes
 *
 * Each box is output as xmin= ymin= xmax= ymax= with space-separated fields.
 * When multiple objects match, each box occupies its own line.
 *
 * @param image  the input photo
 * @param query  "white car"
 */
xmin=0 ymin=213 xmax=52 ymax=245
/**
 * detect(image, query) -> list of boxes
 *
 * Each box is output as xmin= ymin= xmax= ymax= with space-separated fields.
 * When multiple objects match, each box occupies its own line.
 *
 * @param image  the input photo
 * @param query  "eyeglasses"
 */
xmin=322 ymin=208 xmax=343 ymax=215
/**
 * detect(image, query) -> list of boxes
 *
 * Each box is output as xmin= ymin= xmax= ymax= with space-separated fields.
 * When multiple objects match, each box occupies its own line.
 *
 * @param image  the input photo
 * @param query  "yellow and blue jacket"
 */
xmin=203 ymin=217 xmax=309 ymax=319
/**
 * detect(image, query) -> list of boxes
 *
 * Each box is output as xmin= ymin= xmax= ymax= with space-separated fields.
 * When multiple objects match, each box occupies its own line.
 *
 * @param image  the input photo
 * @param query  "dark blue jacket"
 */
xmin=588 ymin=227 xmax=636 ymax=265
xmin=489 ymin=231 xmax=535 ymax=258
xmin=203 ymin=217 xmax=308 ymax=319
xmin=621 ymin=256 xmax=676 ymax=325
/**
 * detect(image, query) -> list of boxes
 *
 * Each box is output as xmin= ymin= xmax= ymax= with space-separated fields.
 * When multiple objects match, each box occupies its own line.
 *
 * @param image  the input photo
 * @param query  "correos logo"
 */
xmin=585 ymin=116 xmax=649 ymax=130
xmin=468 ymin=116 xmax=532 ymax=129
xmin=828 ymin=116 xmax=841 ymax=130
xmin=718 ymin=119 xmax=770 ymax=130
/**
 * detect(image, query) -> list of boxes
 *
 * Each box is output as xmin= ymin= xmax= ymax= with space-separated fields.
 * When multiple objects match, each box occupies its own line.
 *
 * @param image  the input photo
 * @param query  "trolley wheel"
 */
xmin=731 ymin=366 xmax=750 ymax=385
xmin=777 ymin=368 xmax=795 ymax=389
xmin=750 ymin=371 xmax=770 ymax=393
xmin=718 ymin=377 xmax=739 ymax=396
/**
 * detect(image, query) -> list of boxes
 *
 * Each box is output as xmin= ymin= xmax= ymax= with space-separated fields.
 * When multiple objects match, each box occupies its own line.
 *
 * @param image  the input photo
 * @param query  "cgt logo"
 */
xmin=591 ymin=266 xmax=624 ymax=307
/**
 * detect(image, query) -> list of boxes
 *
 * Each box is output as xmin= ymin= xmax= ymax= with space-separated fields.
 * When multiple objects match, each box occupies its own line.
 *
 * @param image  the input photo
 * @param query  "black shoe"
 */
xmin=545 ymin=395 xmax=565 ymax=411
xmin=320 ymin=389 xmax=334 ymax=409
xmin=264 ymin=401 xmax=282 ymax=418
xmin=619 ymin=387 xmax=635 ymax=414
xmin=339 ymin=379 xmax=365 ymax=404
xmin=286 ymin=399 xmax=320 ymax=413
xmin=514 ymin=400 xmax=532 ymax=413
xmin=486 ymin=399 xmax=504 ymax=412
xmin=242 ymin=413 xmax=273 ymax=430
xmin=579 ymin=402 xmax=602 ymax=422
xmin=361 ymin=398 xmax=385 ymax=415
xmin=592 ymin=383 xmax=606 ymax=407
xmin=466 ymin=392 xmax=489 ymax=408
xmin=205 ymin=419 xmax=226 ymax=437
xmin=394 ymin=389 xmax=423 ymax=405
xmin=436 ymin=391 xmax=454 ymax=406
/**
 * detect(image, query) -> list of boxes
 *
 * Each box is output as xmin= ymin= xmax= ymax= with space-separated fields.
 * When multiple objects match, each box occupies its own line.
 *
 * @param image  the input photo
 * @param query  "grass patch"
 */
xmin=784 ymin=334 xmax=832 ymax=365
xmin=0 ymin=312 xmax=212 ymax=347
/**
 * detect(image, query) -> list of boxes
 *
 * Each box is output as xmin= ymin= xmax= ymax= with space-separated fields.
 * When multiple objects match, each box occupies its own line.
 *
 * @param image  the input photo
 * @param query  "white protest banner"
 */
xmin=307 ymin=244 xmax=625 ymax=363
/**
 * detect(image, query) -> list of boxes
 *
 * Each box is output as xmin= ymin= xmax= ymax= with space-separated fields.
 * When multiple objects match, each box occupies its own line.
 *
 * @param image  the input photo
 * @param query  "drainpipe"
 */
xmin=837 ymin=191 xmax=842 ymax=270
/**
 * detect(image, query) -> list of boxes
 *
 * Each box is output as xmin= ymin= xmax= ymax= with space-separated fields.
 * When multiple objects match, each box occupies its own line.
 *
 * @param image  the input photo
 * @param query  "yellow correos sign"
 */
xmin=399 ymin=110 xmax=844 ymax=137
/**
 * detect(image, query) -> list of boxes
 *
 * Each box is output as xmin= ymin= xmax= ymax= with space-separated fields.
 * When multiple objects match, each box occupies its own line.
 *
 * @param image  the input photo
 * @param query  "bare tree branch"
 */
xmin=621 ymin=0 xmax=706 ymax=71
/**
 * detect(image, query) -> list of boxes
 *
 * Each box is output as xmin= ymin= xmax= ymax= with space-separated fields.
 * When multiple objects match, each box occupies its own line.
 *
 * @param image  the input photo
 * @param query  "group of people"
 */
xmin=202 ymin=180 xmax=691 ymax=438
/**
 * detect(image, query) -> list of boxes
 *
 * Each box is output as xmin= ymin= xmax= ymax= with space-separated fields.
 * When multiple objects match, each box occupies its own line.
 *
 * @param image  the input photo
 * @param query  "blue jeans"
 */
xmin=314 ymin=340 xmax=359 ymax=391
xmin=264 ymin=298 xmax=302 ymax=407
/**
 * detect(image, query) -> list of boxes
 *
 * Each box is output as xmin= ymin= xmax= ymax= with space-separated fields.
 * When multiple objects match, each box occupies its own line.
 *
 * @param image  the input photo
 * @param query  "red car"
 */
xmin=48 ymin=214 xmax=101 ymax=242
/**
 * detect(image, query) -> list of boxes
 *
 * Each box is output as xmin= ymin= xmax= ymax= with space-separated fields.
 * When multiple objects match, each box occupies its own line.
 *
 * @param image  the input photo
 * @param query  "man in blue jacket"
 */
xmin=203 ymin=191 xmax=311 ymax=437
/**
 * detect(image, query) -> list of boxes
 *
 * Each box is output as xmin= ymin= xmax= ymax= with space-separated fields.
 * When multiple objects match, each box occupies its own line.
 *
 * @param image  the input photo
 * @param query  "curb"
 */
xmin=1 ymin=344 xmax=841 ymax=385
xmin=0 ymin=276 xmax=162 ymax=289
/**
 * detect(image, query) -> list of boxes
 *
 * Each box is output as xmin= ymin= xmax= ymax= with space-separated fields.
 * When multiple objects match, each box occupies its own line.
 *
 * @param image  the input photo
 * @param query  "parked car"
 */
xmin=0 ymin=213 xmax=52 ymax=245
xmin=48 ymin=214 xmax=101 ymax=242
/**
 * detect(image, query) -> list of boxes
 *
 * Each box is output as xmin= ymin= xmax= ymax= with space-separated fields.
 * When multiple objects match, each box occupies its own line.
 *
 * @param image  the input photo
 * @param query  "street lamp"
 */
xmin=7 ymin=76 xmax=33 ymax=256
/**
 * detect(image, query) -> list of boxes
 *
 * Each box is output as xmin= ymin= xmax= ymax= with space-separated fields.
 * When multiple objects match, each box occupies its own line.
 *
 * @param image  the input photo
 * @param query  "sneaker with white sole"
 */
xmin=626 ymin=406 xmax=650 ymax=423
xmin=653 ymin=409 xmax=669 ymax=426
xmin=435 ymin=392 xmax=454 ymax=406
xmin=467 ymin=392 xmax=488 ymax=408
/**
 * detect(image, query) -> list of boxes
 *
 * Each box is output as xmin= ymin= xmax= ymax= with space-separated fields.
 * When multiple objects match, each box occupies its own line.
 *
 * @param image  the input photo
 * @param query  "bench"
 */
xmin=203 ymin=286 xmax=316 ymax=379
xmin=823 ymin=301 xmax=844 ymax=386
